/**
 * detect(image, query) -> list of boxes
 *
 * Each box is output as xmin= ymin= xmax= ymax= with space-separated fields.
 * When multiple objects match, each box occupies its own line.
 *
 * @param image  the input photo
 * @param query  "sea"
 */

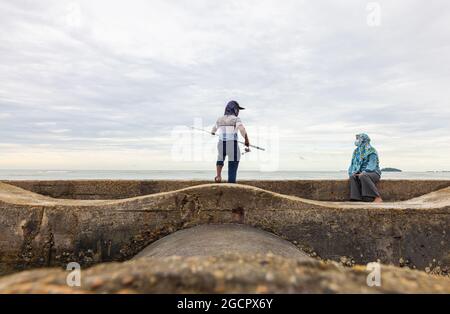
xmin=1 ymin=170 xmax=450 ymax=180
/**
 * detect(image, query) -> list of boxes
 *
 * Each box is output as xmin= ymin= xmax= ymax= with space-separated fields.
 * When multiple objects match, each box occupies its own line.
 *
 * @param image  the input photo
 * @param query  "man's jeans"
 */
xmin=216 ymin=140 xmax=240 ymax=183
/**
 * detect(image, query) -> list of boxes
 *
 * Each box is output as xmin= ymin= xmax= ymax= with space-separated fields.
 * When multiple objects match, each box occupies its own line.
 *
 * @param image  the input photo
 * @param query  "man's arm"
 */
xmin=211 ymin=121 xmax=218 ymax=135
xmin=235 ymin=118 xmax=249 ymax=147
xmin=244 ymin=133 xmax=250 ymax=148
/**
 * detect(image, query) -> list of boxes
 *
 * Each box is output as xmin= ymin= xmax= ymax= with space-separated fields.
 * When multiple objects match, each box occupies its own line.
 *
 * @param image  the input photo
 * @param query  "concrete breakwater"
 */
xmin=0 ymin=180 xmax=449 ymax=280
xmin=5 ymin=179 xmax=450 ymax=201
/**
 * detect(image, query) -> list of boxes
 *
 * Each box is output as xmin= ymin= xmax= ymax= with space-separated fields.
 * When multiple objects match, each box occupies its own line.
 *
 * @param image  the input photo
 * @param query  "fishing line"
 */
xmin=189 ymin=126 xmax=266 ymax=152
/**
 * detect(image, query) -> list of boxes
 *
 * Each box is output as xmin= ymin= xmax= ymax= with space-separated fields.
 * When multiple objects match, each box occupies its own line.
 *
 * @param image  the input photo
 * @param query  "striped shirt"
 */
xmin=211 ymin=115 xmax=247 ymax=141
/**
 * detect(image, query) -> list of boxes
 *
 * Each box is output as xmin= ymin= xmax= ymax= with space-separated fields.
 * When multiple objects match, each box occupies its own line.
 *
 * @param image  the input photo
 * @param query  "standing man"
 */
xmin=211 ymin=100 xmax=250 ymax=183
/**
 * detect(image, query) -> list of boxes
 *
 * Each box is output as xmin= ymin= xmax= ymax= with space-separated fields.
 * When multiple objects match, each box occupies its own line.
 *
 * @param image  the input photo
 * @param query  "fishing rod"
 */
xmin=189 ymin=126 xmax=266 ymax=151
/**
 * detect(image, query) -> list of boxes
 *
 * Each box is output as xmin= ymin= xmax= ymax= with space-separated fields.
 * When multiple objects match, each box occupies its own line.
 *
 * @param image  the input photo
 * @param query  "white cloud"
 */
xmin=0 ymin=0 xmax=449 ymax=171
xmin=0 ymin=113 xmax=11 ymax=119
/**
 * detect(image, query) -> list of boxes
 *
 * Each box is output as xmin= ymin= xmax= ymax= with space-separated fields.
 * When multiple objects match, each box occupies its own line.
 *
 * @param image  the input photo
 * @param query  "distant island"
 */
xmin=381 ymin=167 xmax=402 ymax=172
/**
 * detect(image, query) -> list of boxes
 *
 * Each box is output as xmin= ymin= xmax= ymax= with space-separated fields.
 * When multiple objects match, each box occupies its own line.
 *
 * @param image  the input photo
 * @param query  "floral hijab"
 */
xmin=349 ymin=133 xmax=378 ymax=175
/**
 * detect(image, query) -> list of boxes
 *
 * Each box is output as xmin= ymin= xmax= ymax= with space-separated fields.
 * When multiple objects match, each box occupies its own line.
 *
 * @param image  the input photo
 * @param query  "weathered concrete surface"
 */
xmin=0 ymin=182 xmax=449 ymax=277
xmin=0 ymin=254 xmax=449 ymax=294
xmin=5 ymin=179 xmax=450 ymax=201
xmin=133 ymin=224 xmax=310 ymax=260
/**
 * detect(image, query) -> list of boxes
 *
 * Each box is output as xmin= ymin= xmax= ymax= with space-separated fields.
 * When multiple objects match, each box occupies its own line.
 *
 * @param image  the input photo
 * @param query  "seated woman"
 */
xmin=348 ymin=133 xmax=383 ymax=203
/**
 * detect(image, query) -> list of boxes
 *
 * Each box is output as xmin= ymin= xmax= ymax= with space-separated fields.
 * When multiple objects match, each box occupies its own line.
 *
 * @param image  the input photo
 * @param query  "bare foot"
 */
xmin=373 ymin=197 xmax=383 ymax=203
xmin=214 ymin=176 xmax=222 ymax=183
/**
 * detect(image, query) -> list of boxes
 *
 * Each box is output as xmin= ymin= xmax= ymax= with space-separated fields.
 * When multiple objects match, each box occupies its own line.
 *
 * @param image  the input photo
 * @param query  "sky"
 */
xmin=0 ymin=0 xmax=449 ymax=171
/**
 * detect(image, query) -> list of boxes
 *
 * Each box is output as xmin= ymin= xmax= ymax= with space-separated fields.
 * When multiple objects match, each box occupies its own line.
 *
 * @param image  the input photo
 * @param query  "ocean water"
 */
xmin=1 ymin=170 xmax=450 ymax=180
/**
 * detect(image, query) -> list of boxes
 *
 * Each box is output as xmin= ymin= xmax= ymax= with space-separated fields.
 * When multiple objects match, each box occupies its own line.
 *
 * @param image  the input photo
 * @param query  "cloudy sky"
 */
xmin=1 ymin=0 xmax=449 ymax=171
